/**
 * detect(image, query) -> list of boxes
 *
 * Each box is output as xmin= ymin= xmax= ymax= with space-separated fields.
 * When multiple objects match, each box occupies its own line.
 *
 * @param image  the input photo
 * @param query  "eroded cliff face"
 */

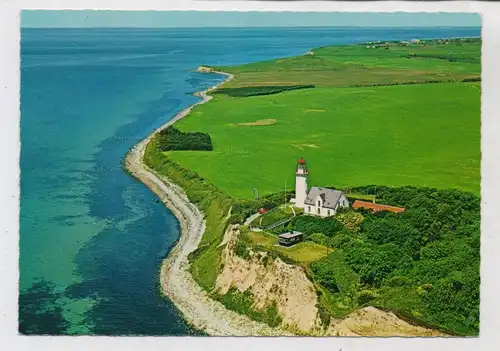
xmin=214 ymin=225 xmax=448 ymax=337
xmin=215 ymin=225 xmax=322 ymax=333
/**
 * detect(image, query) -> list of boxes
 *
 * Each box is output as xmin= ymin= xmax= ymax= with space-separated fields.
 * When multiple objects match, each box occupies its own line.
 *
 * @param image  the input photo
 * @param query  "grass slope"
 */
xmin=169 ymin=82 xmax=480 ymax=198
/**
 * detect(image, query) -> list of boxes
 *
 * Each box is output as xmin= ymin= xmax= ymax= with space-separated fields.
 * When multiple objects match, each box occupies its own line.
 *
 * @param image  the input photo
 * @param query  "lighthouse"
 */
xmin=295 ymin=158 xmax=308 ymax=208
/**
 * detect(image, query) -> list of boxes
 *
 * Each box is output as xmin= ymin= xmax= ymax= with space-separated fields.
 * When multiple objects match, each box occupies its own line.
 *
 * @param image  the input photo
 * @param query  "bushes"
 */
xmin=358 ymin=290 xmax=379 ymax=305
xmin=234 ymin=232 xmax=251 ymax=259
xmin=216 ymin=287 xmax=283 ymax=328
xmin=336 ymin=210 xmax=365 ymax=233
xmin=214 ymin=84 xmax=315 ymax=97
xmin=288 ymin=215 xmax=344 ymax=237
xmin=228 ymin=213 xmax=245 ymax=225
xmin=385 ymin=275 xmax=411 ymax=287
xmin=405 ymin=53 xmax=480 ymax=63
xmin=308 ymin=233 xmax=330 ymax=246
xmin=157 ymin=126 xmax=213 ymax=151
xmin=462 ymin=77 xmax=481 ymax=82
xmin=316 ymin=303 xmax=331 ymax=328
xmin=234 ymin=241 xmax=251 ymax=260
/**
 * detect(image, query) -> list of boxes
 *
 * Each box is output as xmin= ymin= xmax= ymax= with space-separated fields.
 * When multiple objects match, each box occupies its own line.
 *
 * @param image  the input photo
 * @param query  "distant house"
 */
xmin=278 ymin=231 xmax=304 ymax=247
xmin=291 ymin=158 xmax=349 ymax=218
xmin=353 ymin=200 xmax=405 ymax=213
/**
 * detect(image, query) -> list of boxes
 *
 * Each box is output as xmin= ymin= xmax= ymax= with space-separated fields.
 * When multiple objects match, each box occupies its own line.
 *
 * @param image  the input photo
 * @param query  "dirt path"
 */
xmin=124 ymin=70 xmax=291 ymax=336
xmin=244 ymin=212 xmax=261 ymax=226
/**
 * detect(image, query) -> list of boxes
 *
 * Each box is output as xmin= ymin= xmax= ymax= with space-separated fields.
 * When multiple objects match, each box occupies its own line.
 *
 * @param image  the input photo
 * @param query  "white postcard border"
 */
xmin=1 ymin=1 xmax=498 ymax=351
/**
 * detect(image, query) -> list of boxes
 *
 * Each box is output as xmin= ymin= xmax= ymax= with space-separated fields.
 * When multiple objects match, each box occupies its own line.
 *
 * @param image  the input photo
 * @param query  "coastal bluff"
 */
xmin=197 ymin=66 xmax=215 ymax=73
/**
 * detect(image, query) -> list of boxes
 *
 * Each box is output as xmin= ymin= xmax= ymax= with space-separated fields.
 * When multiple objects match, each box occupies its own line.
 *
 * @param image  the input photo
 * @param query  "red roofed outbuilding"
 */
xmin=353 ymin=200 xmax=405 ymax=213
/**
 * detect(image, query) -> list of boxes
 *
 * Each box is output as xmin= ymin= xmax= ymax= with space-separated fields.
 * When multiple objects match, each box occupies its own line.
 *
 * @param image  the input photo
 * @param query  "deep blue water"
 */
xmin=20 ymin=26 xmax=480 ymax=335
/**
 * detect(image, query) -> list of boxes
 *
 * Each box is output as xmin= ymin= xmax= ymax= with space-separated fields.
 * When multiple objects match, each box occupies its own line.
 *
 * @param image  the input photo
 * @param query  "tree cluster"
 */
xmin=306 ymin=186 xmax=480 ymax=335
xmin=156 ymin=126 xmax=213 ymax=151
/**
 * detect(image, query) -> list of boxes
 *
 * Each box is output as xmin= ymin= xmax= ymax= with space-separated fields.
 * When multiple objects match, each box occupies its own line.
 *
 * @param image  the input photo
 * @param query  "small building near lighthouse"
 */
xmin=291 ymin=158 xmax=349 ymax=218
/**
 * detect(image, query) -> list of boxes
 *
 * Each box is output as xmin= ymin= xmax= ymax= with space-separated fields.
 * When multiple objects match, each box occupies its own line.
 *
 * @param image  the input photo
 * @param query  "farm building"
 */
xmin=304 ymin=187 xmax=349 ymax=217
xmin=291 ymin=158 xmax=349 ymax=218
xmin=278 ymin=231 xmax=304 ymax=247
xmin=353 ymin=200 xmax=405 ymax=213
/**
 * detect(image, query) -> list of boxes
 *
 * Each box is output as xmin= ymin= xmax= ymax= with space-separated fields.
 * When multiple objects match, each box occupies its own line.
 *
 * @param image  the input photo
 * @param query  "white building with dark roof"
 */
xmin=292 ymin=158 xmax=349 ymax=217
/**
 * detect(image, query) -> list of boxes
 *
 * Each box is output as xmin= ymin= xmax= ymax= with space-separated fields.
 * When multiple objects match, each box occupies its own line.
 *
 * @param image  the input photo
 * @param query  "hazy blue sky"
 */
xmin=21 ymin=11 xmax=481 ymax=28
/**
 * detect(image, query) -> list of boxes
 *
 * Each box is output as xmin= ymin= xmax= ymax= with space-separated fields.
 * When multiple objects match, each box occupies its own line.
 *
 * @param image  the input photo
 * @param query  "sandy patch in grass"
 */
xmin=237 ymin=119 xmax=278 ymax=126
xmin=292 ymin=143 xmax=319 ymax=150
xmin=302 ymin=109 xmax=326 ymax=113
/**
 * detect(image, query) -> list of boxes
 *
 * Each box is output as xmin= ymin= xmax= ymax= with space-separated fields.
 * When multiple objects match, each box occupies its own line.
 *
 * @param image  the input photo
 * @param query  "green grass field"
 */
xmin=169 ymin=82 xmax=480 ymax=198
xmin=169 ymin=40 xmax=480 ymax=198
xmin=247 ymin=231 xmax=331 ymax=263
xmin=214 ymin=39 xmax=480 ymax=89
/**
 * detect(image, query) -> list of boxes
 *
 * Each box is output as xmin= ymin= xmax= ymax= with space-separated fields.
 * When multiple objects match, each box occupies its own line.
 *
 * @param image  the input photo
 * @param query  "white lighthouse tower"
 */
xmin=295 ymin=158 xmax=308 ymax=208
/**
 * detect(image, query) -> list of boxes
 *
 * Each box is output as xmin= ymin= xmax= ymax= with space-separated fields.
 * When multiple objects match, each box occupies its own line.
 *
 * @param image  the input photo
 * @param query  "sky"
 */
xmin=21 ymin=11 xmax=481 ymax=28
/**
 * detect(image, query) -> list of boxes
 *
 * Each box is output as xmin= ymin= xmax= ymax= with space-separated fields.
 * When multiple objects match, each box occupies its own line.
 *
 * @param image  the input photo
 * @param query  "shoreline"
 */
xmin=124 ymin=69 xmax=290 ymax=336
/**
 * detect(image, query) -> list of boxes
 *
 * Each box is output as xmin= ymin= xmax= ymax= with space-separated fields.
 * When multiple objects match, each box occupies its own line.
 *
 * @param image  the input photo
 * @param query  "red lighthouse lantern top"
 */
xmin=298 ymin=158 xmax=306 ymax=165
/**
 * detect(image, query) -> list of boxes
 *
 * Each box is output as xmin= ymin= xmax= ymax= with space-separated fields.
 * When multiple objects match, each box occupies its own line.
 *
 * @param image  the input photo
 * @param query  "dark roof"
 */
xmin=353 ymin=200 xmax=405 ymax=213
xmin=304 ymin=187 xmax=344 ymax=209
xmin=279 ymin=231 xmax=303 ymax=239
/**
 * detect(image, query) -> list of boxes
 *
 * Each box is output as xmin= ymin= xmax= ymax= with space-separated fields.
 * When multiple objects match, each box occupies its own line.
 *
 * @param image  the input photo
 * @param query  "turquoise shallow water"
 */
xmin=19 ymin=26 xmax=480 ymax=335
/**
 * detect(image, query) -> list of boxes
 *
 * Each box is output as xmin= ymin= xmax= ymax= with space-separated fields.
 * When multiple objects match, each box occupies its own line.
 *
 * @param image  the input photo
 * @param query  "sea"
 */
xmin=20 ymin=26 xmax=480 ymax=335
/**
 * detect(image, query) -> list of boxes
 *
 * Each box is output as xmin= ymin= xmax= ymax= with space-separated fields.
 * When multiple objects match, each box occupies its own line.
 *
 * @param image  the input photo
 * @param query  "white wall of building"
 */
xmin=304 ymin=194 xmax=349 ymax=217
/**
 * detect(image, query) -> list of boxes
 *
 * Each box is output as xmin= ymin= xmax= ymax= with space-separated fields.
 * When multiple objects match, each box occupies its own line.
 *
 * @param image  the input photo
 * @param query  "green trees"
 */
xmin=157 ymin=126 xmax=213 ymax=151
xmin=215 ymin=85 xmax=315 ymax=97
xmin=302 ymin=186 xmax=480 ymax=335
xmin=288 ymin=216 xmax=344 ymax=237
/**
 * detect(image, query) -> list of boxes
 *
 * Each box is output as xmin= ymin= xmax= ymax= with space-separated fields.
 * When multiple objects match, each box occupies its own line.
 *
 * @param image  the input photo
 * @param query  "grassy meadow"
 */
xmin=169 ymin=82 xmax=480 ymax=198
xmin=215 ymin=39 xmax=480 ymax=89
xmin=168 ymin=39 xmax=481 ymax=199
